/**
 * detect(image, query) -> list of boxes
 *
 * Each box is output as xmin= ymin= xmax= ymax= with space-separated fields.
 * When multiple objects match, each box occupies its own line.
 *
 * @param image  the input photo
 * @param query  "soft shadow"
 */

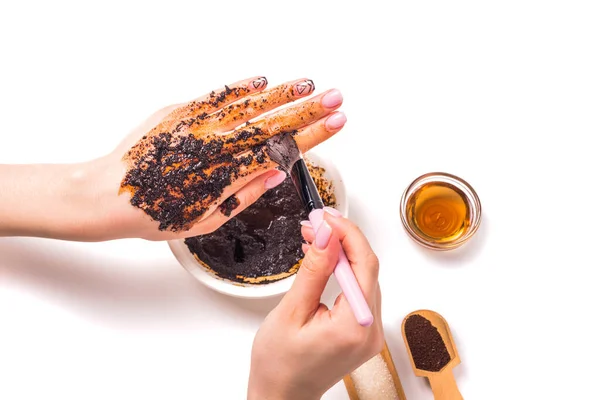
xmin=411 ymin=215 xmax=489 ymax=266
xmin=218 ymin=293 xmax=283 ymax=316
xmin=384 ymin=319 xmax=415 ymax=386
xmin=346 ymin=194 xmax=371 ymax=227
xmin=450 ymin=328 xmax=468 ymax=382
xmin=0 ymin=238 xmax=278 ymax=330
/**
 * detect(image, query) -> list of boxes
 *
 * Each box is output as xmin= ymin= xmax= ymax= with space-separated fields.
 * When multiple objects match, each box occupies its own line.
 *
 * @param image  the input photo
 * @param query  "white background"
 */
xmin=1 ymin=1 xmax=599 ymax=399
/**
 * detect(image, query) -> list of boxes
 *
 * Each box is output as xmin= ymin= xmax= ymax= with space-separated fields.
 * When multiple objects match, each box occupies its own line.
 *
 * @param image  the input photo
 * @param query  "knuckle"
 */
xmin=300 ymin=252 xmax=322 ymax=276
xmin=343 ymin=220 xmax=362 ymax=235
xmin=237 ymin=185 xmax=264 ymax=208
xmin=365 ymin=252 xmax=380 ymax=273
xmin=265 ymin=115 xmax=285 ymax=135
xmin=342 ymin=222 xmax=367 ymax=242
xmin=340 ymin=327 xmax=369 ymax=349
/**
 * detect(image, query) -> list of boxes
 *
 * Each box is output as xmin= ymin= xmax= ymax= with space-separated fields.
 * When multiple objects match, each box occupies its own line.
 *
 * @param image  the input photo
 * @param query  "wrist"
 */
xmin=55 ymin=158 xmax=113 ymax=241
xmin=0 ymin=159 xmax=115 ymax=241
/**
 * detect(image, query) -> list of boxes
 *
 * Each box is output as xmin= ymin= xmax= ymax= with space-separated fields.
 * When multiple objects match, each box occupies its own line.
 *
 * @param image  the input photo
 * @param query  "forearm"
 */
xmin=0 ymin=162 xmax=103 ymax=241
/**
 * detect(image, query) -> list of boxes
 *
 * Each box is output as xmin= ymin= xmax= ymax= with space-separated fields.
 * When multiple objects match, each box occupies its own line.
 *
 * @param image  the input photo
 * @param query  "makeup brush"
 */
xmin=265 ymin=134 xmax=374 ymax=327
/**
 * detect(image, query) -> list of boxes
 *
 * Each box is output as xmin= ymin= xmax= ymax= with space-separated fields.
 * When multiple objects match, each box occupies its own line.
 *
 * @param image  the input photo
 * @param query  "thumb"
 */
xmin=282 ymin=217 xmax=340 ymax=322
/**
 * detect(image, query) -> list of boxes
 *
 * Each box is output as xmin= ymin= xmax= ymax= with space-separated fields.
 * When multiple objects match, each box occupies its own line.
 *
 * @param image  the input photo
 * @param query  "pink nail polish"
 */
xmin=323 ymin=206 xmax=342 ymax=217
xmin=300 ymin=220 xmax=313 ymax=228
xmin=293 ymin=79 xmax=315 ymax=96
xmin=314 ymin=221 xmax=332 ymax=250
xmin=321 ymin=89 xmax=343 ymax=108
xmin=264 ymin=170 xmax=287 ymax=189
xmin=325 ymin=112 xmax=347 ymax=131
xmin=308 ymin=209 xmax=325 ymax=227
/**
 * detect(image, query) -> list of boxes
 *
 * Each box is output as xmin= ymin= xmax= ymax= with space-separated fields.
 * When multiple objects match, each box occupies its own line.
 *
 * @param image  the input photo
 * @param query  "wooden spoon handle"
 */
xmin=429 ymin=370 xmax=463 ymax=400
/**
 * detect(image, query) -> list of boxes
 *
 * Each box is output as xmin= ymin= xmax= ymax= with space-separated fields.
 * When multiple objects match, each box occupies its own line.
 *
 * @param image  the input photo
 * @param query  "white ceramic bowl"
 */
xmin=168 ymin=151 xmax=348 ymax=299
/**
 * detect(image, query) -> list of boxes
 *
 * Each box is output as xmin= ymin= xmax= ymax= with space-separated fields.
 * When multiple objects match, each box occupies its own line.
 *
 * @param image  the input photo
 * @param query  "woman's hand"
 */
xmin=0 ymin=77 xmax=346 ymax=241
xmin=248 ymin=210 xmax=384 ymax=400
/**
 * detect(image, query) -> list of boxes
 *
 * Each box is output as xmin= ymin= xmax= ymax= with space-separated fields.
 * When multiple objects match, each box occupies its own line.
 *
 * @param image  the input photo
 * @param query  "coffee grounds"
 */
xmin=122 ymin=132 xmax=233 ymax=231
xmin=404 ymin=314 xmax=451 ymax=372
xmin=187 ymin=85 xmax=248 ymax=115
xmin=119 ymin=84 xmax=273 ymax=232
xmin=219 ymin=195 xmax=240 ymax=217
xmin=121 ymin=126 xmax=275 ymax=232
xmin=184 ymin=162 xmax=335 ymax=284
xmin=308 ymin=163 xmax=335 ymax=207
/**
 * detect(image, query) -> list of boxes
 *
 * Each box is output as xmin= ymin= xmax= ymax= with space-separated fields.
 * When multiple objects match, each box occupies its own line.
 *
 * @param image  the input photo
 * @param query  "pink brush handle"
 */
xmin=309 ymin=210 xmax=374 ymax=327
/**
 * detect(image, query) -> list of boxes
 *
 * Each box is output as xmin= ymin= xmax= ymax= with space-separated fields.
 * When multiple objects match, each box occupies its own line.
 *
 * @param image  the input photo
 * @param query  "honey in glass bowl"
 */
xmin=400 ymin=173 xmax=481 ymax=250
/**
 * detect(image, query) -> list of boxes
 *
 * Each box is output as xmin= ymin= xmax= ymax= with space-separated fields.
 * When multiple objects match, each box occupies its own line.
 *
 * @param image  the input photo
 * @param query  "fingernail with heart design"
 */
xmin=250 ymin=77 xmax=268 ymax=90
xmin=293 ymin=79 xmax=315 ymax=97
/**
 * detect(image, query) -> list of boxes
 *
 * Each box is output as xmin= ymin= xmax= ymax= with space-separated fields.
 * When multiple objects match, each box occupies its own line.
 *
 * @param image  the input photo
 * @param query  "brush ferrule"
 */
xmin=291 ymin=160 xmax=324 ymax=213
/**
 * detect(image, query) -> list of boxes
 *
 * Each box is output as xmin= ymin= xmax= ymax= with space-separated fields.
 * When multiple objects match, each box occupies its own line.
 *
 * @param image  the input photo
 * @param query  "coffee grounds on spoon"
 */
xmin=404 ymin=314 xmax=451 ymax=372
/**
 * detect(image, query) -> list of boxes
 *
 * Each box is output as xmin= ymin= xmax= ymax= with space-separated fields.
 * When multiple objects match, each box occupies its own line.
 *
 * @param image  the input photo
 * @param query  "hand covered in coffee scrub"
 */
xmin=248 ymin=210 xmax=384 ymax=400
xmin=0 ymin=77 xmax=346 ymax=241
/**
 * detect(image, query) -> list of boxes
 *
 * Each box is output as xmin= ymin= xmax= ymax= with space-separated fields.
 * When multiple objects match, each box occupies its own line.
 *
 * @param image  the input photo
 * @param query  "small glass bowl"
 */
xmin=400 ymin=172 xmax=482 ymax=251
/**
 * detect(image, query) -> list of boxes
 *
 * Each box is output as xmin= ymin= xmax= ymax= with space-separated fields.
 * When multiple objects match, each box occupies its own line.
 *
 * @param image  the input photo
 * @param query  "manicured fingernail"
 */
xmin=293 ymin=79 xmax=315 ymax=96
xmin=251 ymin=77 xmax=267 ymax=90
xmin=323 ymin=206 xmax=342 ymax=217
xmin=315 ymin=221 xmax=332 ymax=250
xmin=325 ymin=112 xmax=347 ymax=131
xmin=308 ymin=209 xmax=325 ymax=226
xmin=300 ymin=220 xmax=313 ymax=228
xmin=321 ymin=89 xmax=343 ymax=108
xmin=264 ymin=170 xmax=287 ymax=189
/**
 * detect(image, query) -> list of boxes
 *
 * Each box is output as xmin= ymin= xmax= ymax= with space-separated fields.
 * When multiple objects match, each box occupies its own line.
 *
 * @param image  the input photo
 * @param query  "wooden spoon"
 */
xmin=401 ymin=310 xmax=463 ymax=400
xmin=343 ymin=341 xmax=407 ymax=400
